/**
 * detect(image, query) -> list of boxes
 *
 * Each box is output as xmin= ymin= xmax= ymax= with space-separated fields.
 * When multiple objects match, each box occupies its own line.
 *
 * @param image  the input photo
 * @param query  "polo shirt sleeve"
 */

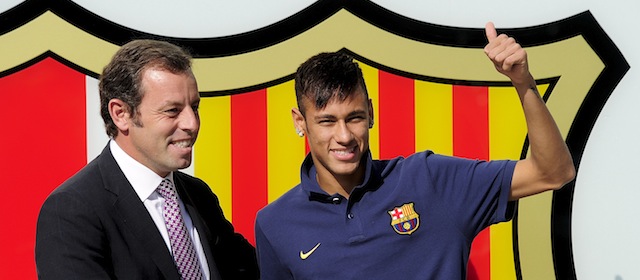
xmin=423 ymin=153 xmax=517 ymax=237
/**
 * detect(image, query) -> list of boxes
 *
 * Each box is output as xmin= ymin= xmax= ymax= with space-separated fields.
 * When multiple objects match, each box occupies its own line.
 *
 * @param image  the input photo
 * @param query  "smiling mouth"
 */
xmin=332 ymin=146 xmax=357 ymax=158
xmin=172 ymin=139 xmax=194 ymax=148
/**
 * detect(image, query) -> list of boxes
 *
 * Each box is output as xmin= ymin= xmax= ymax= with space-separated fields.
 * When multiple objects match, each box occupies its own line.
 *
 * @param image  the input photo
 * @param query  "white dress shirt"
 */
xmin=110 ymin=140 xmax=210 ymax=280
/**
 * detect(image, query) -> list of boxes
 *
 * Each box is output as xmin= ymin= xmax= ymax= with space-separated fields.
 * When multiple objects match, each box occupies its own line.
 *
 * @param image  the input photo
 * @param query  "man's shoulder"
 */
xmin=40 ymin=157 xmax=111 ymax=214
xmin=256 ymin=185 xmax=305 ymax=220
xmin=172 ymin=171 xmax=213 ymax=199
xmin=174 ymin=171 xmax=205 ymax=185
xmin=373 ymin=150 xmax=438 ymax=176
xmin=55 ymin=145 xmax=125 ymax=193
xmin=54 ymin=157 xmax=104 ymax=193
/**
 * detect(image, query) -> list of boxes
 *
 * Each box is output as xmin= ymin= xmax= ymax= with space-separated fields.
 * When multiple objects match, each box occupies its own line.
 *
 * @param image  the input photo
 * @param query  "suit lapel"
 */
xmin=97 ymin=145 xmax=181 ymax=280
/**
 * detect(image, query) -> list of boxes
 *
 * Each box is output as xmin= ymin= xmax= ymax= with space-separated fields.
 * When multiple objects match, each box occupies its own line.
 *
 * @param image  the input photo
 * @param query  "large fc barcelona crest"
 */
xmin=388 ymin=202 xmax=420 ymax=235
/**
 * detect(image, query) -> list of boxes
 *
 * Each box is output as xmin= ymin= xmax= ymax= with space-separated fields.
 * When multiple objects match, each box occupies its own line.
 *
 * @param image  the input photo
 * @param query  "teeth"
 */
xmin=334 ymin=147 xmax=355 ymax=155
xmin=173 ymin=140 xmax=193 ymax=148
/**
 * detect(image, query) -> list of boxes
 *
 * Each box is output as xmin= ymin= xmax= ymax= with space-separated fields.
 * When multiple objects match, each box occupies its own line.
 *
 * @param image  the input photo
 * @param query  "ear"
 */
xmin=109 ymin=99 xmax=131 ymax=133
xmin=291 ymin=107 xmax=306 ymax=136
xmin=368 ymin=99 xmax=375 ymax=128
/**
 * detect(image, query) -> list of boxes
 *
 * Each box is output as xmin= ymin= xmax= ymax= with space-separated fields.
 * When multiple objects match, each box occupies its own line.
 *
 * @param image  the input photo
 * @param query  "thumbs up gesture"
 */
xmin=484 ymin=22 xmax=531 ymax=86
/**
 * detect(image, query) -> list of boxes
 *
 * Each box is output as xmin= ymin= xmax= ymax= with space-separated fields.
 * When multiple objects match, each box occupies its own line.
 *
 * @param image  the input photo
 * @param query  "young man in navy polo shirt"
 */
xmin=255 ymin=22 xmax=575 ymax=279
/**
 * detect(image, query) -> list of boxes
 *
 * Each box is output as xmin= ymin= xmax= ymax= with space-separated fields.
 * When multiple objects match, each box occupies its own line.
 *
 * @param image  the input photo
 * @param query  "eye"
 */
xmin=164 ymin=108 xmax=180 ymax=117
xmin=317 ymin=119 xmax=336 ymax=126
xmin=347 ymin=116 xmax=366 ymax=123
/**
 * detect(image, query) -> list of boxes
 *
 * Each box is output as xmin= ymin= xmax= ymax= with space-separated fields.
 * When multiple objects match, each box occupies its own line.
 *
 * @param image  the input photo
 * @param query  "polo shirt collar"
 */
xmin=300 ymin=150 xmax=380 ymax=203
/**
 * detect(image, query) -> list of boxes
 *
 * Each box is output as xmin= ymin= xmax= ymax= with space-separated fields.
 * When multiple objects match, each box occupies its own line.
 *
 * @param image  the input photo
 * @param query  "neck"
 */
xmin=316 ymin=169 xmax=365 ymax=199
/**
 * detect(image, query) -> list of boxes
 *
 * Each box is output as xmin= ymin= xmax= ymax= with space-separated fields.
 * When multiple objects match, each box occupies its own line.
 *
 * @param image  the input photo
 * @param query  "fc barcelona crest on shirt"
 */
xmin=388 ymin=203 xmax=420 ymax=235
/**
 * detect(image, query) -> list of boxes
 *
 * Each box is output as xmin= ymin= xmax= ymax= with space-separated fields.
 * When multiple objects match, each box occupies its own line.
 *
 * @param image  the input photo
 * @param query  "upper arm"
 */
xmin=35 ymin=191 xmax=112 ymax=279
xmin=187 ymin=175 xmax=259 ymax=279
xmin=510 ymin=158 xmax=575 ymax=200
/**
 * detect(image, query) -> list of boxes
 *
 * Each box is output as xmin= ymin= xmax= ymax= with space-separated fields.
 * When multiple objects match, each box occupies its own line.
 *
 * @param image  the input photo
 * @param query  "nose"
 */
xmin=334 ymin=121 xmax=354 ymax=144
xmin=180 ymin=106 xmax=200 ymax=133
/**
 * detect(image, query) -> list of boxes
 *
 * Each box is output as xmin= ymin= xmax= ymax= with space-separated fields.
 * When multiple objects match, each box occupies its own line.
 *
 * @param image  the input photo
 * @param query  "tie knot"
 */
xmin=157 ymin=179 xmax=177 ymax=200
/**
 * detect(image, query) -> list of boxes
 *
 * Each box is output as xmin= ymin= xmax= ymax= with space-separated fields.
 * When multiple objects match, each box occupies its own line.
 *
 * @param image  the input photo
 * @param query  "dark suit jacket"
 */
xmin=35 ymin=144 xmax=258 ymax=280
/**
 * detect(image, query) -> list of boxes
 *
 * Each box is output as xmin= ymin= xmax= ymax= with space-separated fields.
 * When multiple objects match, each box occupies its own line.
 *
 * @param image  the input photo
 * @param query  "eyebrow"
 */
xmin=160 ymin=99 xmax=200 ymax=108
xmin=347 ymin=110 xmax=368 ymax=117
xmin=157 ymin=101 xmax=182 ymax=110
xmin=313 ymin=109 xmax=368 ymax=120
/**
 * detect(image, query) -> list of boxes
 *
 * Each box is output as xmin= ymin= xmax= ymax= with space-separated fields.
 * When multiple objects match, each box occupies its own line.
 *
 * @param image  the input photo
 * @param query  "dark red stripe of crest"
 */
xmin=378 ymin=71 xmax=415 ymax=159
xmin=453 ymin=85 xmax=490 ymax=280
xmin=0 ymin=58 xmax=87 ymax=280
xmin=231 ymin=90 xmax=268 ymax=245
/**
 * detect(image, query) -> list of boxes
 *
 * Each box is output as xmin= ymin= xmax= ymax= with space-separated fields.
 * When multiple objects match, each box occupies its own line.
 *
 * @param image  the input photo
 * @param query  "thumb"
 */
xmin=485 ymin=22 xmax=497 ymax=42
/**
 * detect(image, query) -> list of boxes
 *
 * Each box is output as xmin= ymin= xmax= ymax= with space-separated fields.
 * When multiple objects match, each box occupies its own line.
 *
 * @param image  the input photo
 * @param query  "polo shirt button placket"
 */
xmin=347 ymin=213 xmax=354 ymax=219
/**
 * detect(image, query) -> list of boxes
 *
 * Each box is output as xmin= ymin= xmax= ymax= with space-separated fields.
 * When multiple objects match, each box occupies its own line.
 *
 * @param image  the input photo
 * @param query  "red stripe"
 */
xmin=453 ymin=85 xmax=490 ymax=280
xmin=453 ymin=85 xmax=489 ymax=159
xmin=378 ymin=71 xmax=415 ymax=159
xmin=231 ymin=90 xmax=268 ymax=244
xmin=0 ymin=58 xmax=87 ymax=279
xmin=468 ymin=230 xmax=491 ymax=280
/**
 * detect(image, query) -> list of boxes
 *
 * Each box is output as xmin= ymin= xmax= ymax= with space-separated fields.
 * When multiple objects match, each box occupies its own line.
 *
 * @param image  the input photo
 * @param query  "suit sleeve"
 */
xmin=183 ymin=175 xmax=259 ymax=280
xmin=35 ymin=190 xmax=113 ymax=279
xmin=213 ymin=207 xmax=259 ymax=280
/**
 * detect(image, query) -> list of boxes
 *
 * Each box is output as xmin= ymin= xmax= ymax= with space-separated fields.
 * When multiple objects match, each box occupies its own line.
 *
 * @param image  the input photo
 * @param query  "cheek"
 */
xmin=310 ymin=129 xmax=334 ymax=143
xmin=352 ymin=126 xmax=369 ymax=138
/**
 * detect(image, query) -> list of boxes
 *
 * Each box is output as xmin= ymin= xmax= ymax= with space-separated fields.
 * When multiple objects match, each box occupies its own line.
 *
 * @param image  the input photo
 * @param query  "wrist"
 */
xmin=512 ymin=74 xmax=536 ymax=93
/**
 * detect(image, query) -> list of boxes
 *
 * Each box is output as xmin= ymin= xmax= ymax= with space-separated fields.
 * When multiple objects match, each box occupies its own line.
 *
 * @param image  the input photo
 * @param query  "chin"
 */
xmin=332 ymin=165 xmax=360 ymax=176
xmin=173 ymin=161 xmax=192 ymax=170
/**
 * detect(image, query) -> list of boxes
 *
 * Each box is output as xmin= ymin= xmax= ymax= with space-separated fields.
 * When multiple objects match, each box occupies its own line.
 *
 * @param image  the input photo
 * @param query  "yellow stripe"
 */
xmin=489 ymin=86 xmax=527 ymax=160
xmin=403 ymin=203 xmax=415 ymax=215
xmin=267 ymin=81 xmax=306 ymax=202
xmin=415 ymin=81 xmax=453 ymax=155
xmin=359 ymin=62 xmax=380 ymax=159
xmin=488 ymin=85 xmax=523 ymax=280
xmin=510 ymin=84 xmax=556 ymax=280
xmin=488 ymin=84 xmax=548 ymax=279
xmin=488 ymin=221 xmax=515 ymax=279
xmin=194 ymin=95 xmax=233 ymax=220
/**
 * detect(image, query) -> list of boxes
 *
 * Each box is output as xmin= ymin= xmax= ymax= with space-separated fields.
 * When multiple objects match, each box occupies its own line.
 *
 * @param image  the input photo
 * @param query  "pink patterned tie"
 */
xmin=157 ymin=179 xmax=204 ymax=280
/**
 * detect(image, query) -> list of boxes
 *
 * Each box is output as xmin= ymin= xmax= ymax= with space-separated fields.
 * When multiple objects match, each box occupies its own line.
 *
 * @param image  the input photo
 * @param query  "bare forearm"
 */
xmin=511 ymin=76 xmax=576 ymax=198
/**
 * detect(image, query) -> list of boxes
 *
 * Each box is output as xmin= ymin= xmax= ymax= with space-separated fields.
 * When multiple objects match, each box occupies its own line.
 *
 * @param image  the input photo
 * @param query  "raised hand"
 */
xmin=484 ymin=22 xmax=531 ymax=86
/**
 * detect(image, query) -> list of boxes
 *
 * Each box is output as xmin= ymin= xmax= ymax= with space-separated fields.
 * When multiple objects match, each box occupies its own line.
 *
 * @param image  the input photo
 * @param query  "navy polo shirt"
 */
xmin=255 ymin=150 xmax=516 ymax=280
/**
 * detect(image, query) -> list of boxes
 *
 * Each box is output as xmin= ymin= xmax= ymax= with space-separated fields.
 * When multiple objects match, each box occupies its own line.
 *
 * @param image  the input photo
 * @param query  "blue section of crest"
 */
xmin=393 ymin=218 xmax=418 ymax=233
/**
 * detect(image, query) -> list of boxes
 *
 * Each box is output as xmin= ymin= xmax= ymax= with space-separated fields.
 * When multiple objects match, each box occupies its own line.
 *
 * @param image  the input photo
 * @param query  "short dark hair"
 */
xmin=99 ymin=39 xmax=193 ymax=137
xmin=294 ymin=52 xmax=368 ymax=115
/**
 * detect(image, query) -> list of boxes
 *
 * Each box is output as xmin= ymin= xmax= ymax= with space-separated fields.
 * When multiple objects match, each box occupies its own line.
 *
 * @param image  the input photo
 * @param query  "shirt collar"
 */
xmin=300 ymin=150 xmax=379 ymax=203
xmin=109 ymin=140 xmax=173 ymax=202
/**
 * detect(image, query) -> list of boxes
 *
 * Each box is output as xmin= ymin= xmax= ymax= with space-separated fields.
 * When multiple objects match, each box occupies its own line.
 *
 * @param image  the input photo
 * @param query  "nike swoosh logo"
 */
xmin=299 ymin=242 xmax=321 ymax=260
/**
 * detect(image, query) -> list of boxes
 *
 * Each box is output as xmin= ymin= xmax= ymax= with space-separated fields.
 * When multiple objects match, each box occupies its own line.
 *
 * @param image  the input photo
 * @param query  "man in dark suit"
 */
xmin=35 ymin=39 xmax=258 ymax=280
